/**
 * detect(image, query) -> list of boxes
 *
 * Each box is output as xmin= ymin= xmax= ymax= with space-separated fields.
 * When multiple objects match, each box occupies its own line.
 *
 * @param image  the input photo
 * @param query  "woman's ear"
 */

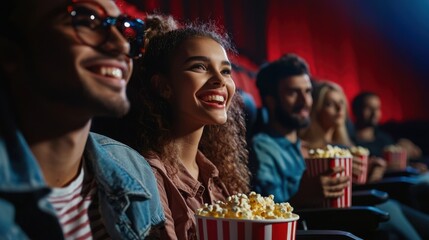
xmin=151 ymin=74 xmax=172 ymax=100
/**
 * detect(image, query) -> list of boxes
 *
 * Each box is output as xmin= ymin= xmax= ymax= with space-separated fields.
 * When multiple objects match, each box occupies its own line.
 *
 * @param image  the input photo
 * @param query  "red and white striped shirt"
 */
xmin=48 ymin=167 xmax=110 ymax=240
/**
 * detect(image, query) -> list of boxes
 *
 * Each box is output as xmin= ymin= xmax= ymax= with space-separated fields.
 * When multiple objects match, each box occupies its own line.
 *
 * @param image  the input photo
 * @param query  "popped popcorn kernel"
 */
xmin=384 ymin=145 xmax=404 ymax=153
xmin=308 ymin=145 xmax=352 ymax=158
xmin=196 ymin=192 xmax=294 ymax=220
xmin=350 ymin=146 xmax=370 ymax=156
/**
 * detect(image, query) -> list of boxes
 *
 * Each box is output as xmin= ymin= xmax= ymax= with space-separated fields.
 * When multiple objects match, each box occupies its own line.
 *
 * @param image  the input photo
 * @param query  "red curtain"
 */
xmin=122 ymin=0 xmax=429 ymax=122
xmin=265 ymin=0 xmax=429 ymax=122
xmin=121 ymin=0 xmax=267 ymax=61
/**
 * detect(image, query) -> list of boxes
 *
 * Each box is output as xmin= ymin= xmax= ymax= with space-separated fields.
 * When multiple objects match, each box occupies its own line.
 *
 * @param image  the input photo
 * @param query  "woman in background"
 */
xmin=301 ymin=80 xmax=429 ymax=240
xmin=300 ymin=81 xmax=386 ymax=183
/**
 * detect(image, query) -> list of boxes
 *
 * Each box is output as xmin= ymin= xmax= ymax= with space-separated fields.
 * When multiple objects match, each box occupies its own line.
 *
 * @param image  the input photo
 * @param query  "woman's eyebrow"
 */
xmin=183 ymin=56 xmax=231 ymax=67
xmin=183 ymin=56 xmax=209 ymax=64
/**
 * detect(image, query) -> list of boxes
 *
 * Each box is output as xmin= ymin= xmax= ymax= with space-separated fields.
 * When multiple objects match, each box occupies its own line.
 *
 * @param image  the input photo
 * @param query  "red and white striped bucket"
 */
xmin=195 ymin=214 xmax=299 ymax=240
xmin=352 ymin=154 xmax=368 ymax=185
xmin=383 ymin=149 xmax=407 ymax=171
xmin=304 ymin=157 xmax=352 ymax=208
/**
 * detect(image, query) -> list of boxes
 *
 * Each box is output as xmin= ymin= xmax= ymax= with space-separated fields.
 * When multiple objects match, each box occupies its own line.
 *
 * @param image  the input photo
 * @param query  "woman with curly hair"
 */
xmin=137 ymin=22 xmax=250 ymax=240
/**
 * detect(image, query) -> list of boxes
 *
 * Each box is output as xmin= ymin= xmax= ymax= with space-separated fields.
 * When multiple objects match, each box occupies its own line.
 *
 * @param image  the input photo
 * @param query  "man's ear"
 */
xmin=151 ymin=74 xmax=172 ymax=99
xmin=265 ymin=95 xmax=276 ymax=112
xmin=0 ymin=37 xmax=22 ymax=77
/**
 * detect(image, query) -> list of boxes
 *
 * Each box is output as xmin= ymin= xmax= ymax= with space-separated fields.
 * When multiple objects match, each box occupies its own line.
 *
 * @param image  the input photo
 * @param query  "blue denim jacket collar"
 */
xmin=85 ymin=133 xmax=151 ymax=199
xmin=84 ymin=133 xmax=163 ymax=239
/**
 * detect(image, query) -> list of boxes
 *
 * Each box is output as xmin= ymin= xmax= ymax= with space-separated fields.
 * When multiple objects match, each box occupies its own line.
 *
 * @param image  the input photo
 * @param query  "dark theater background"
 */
xmin=117 ymin=0 xmax=429 ymax=151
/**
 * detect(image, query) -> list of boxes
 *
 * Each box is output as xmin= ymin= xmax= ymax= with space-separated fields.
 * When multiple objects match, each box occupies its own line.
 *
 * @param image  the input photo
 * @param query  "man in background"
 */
xmin=249 ymin=54 xmax=349 ymax=207
xmin=351 ymin=91 xmax=422 ymax=160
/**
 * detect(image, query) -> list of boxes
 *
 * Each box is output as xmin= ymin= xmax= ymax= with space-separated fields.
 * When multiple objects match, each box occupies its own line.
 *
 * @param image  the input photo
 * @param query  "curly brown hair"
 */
xmin=137 ymin=23 xmax=250 ymax=194
xmin=144 ymin=13 xmax=179 ymax=47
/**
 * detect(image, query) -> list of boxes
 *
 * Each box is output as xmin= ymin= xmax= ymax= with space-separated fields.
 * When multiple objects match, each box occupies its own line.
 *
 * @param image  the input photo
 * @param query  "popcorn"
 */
xmin=350 ymin=146 xmax=370 ymax=156
xmin=384 ymin=145 xmax=404 ymax=152
xmin=196 ymin=192 xmax=294 ymax=220
xmin=383 ymin=145 xmax=407 ymax=170
xmin=308 ymin=145 xmax=352 ymax=158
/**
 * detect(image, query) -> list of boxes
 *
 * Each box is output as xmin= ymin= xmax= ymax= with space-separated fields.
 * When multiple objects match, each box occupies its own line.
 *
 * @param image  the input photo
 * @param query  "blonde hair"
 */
xmin=300 ymin=81 xmax=353 ymax=148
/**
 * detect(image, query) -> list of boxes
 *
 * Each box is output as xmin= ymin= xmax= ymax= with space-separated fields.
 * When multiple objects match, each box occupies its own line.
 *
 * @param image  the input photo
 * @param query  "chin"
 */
xmin=215 ymin=119 xmax=228 ymax=125
xmin=96 ymin=98 xmax=130 ymax=117
xmin=211 ymin=116 xmax=228 ymax=125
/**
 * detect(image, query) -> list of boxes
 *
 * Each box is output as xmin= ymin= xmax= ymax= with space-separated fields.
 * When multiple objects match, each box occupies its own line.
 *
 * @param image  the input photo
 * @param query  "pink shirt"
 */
xmin=147 ymin=151 xmax=229 ymax=240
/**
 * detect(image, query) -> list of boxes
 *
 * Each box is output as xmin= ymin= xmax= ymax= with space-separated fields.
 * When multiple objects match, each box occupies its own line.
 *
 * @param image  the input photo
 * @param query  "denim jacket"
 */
xmin=250 ymin=131 xmax=306 ymax=203
xmin=0 ymin=130 xmax=165 ymax=239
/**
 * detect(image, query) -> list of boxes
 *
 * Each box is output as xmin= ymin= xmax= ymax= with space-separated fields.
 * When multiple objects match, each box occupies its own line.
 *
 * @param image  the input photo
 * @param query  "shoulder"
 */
xmin=145 ymin=155 xmax=172 ymax=189
xmin=87 ymin=133 xmax=165 ymax=220
xmin=250 ymin=133 xmax=282 ymax=165
xmin=252 ymin=132 xmax=276 ymax=146
xmin=90 ymin=132 xmax=135 ymax=148
xmin=145 ymin=154 xmax=165 ymax=170
xmin=375 ymin=129 xmax=393 ymax=141
xmin=87 ymin=132 xmax=155 ymax=187
xmin=89 ymin=132 xmax=142 ymax=160
xmin=251 ymin=133 xmax=283 ymax=152
xmin=374 ymin=127 xmax=388 ymax=136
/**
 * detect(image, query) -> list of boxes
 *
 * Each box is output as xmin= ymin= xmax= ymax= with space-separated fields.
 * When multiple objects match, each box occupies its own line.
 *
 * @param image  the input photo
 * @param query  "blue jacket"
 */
xmin=250 ymin=131 xmax=306 ymax=203
xmin=0 ymin=130 xmax=165 ymax=239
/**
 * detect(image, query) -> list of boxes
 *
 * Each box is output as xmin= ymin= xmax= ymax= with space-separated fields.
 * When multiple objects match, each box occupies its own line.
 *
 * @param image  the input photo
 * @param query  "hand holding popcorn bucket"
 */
xmin=383 ymin=145 xmax=407 ymax=171
xmin=195 ymin=192 xmax=299 ymax=240
xmin=350 ymin=146 xmax=370 ymax=185
xmin=305 ymin=145 xmax=353 ymax=208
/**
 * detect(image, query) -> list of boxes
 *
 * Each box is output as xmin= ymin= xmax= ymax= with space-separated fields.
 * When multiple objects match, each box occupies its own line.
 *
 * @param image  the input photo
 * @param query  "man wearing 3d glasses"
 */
xmin=0 ymin=0 xmax=164 ymax=239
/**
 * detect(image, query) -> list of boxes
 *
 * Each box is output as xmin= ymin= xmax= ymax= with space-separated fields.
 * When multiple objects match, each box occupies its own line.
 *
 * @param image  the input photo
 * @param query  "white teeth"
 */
xmin=203 ymin=95 xmax=225 ymax=103
xmin=100 ymin=67 xmax=123 ymax=79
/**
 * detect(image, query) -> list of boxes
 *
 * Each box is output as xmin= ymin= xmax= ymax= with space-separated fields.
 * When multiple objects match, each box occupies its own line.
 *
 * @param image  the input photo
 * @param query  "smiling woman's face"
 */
xmin=165 ymin=36 xmax=235 ymax=127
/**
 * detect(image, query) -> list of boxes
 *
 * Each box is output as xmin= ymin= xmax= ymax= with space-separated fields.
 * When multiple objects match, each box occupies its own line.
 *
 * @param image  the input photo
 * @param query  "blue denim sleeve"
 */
xmin=0 ymin=199 xmax=30 ymax=240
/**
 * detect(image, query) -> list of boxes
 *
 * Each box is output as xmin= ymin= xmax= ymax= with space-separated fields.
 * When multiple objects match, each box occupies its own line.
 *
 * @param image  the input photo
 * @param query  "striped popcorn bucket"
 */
xmin=352 ymin=154 xmax=368 ymax=185
xmin=195 ymin=214 xmax=299 ymax=240
xmin=304 ymin=157 xmax=352 ymax=208
xmin=383 ymin=148 xmax=407 ymax=171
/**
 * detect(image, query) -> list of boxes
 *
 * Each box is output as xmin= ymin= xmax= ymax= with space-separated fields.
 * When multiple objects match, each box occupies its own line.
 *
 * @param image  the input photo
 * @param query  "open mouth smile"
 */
xmin=86 ymin=63 xmax=128 ymax=90
xmin=198 ymin=92 xmax=228 ymax=108
xmin=99 ymin=66 xmax=123 ymax=79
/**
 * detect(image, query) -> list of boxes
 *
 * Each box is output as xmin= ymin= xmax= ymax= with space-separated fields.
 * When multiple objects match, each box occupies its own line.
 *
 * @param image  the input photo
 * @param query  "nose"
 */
xmin=335 ymin=104 xmax=343 ymax=113
xmin=101 ymin=26 xmax=131 ymax=57
xmin=209 ymin=71 xmax=226 ymax=87
xmin=297 ymin=91 xmax=308 ymax=104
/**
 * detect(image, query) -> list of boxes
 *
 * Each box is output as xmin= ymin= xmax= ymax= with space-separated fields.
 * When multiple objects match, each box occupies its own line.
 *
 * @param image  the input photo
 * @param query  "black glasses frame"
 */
xmin=67 ymin=0 xmax=145 ymax=58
